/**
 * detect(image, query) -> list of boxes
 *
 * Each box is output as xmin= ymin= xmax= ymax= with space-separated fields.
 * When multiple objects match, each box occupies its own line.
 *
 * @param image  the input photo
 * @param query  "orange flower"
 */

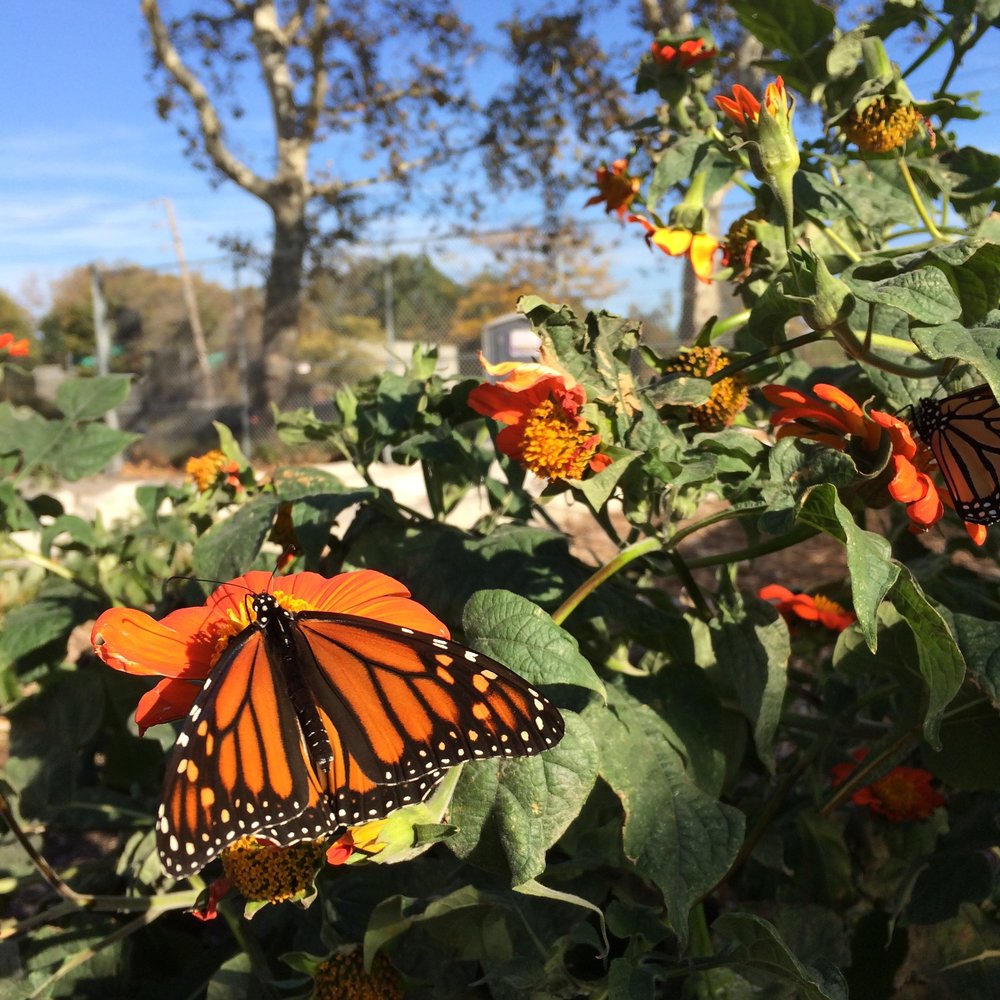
xmin=759 ymin=584 xmax=856 ymax=632
xmin=650 ymin=37 xmax=716 ymax=71
xmin=468 ymin=357 xmax=611 ymax=481
xmin=185 ymin=449 xmax=243 ymax=492
xmin=91 ymin=570 xmax=448 ymax=733
xmin=715 ymin=76 xmax=787 ymax=132
xmin=585 ymin=159 xmax=641 ymax=220
xmin=0 ymin=331 xmax=30 ymax=357
xmin=762 ymin=383 xmax=986 ymax=542
xmin=629 ymin=214 xmax=720 ymax=284
xmin=831 ymin=748 xmax=945 ymax=822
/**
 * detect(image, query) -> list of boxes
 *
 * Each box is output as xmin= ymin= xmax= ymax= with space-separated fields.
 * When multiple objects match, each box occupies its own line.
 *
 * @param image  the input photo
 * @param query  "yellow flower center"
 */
xmin=519 ymin=399 xmax=599 ymax=480
xmin=661 ymin=346 xmax=749 ymax=430
xmin=312 ymin=952 xmax=404 ymax=1000
xmin=870 ymin=772 xmax=930 ymax=820
xmin=843 ymin=98 xmax=922 ymax=153
xmin=812 ymin=594 xmax=848 ymax=617
xmin=220 ymin=836 xmax=326 ymax=904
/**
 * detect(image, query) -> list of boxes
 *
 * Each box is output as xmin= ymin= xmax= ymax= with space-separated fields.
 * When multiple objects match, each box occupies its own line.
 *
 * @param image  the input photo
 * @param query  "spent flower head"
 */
xmin=585 ymin=159 xmax=641 ymax=220
xmin=659 ymin=346 xmax=748 ymax=429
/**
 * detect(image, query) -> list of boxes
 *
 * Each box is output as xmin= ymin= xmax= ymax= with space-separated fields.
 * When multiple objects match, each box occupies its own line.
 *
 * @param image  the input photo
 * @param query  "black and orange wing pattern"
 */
xmin=914 ymin=384 xmax=1000 ymax=526
xmin=157 ymin=591 xmax=564 ymax=877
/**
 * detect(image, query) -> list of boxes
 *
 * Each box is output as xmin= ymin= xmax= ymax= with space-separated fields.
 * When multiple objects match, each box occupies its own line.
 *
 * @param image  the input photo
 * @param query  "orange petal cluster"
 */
xmin=585 ymin=159 xmax=641 ymax=220
xmin=628 ymin=214 xmax=720 ymax=284
xmin=831 ymin=748 xmax=945 ymax=822
xmin=0 ymin=331 xmax=30 ymax=357
xmin=650 ymin=37 xmax=716 ymax=71
xmin=91 ymin=570 xmax=448 ymax=733
xmin=763 ymin=383 xmax=986 ymax=543
xmin=468 ymin=357 xmax=611 ymax=481
xmin=715 ymin=76 xmax=787 ymax=132
xmin=185 ymin=449 xmax=243 ymax=492
xmin=759 ymin=584 xmax=856 ymax=632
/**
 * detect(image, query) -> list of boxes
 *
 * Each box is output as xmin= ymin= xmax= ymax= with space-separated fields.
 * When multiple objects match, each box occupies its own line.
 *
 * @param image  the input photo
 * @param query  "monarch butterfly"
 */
xmin=155 ymin=588 xmax=565 ymax=877
xmin=913 ymin=383 xmax=1000 ymax=526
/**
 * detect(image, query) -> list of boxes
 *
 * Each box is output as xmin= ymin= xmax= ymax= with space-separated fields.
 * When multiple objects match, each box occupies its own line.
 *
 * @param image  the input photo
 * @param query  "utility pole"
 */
xmin=232 ymin=263 xmax=252 ymax=458
xmin=90 ymin=265 xmax=123 ymax=474
xmin=383 ymin=249 xmax=397 ymax=374
xmin=161 ymin=198 xmax=214 ymax=402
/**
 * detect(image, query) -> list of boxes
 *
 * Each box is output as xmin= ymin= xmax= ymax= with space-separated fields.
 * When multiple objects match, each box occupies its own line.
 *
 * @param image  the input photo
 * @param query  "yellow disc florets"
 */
xmin=661 ymin=346 xmax=749 ymax=430
xmin=220 ymin=836 xmax=326 ymax=904
xmin=842 ymin=97 xmax=923 ymax=153
xmin=519 ymin=399 xmax=600 ymax=480
xmin=312 ymin=952 xmax=404 ymax=1000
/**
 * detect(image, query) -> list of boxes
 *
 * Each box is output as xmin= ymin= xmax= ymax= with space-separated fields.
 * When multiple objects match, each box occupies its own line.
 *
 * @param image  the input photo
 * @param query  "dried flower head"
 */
xmin=842 ymin=97 xmax=924 ymax=153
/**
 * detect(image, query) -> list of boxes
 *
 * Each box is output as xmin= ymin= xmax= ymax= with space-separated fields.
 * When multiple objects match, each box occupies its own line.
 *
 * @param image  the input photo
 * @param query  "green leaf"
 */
xmin=40 ymin=514 xmax=98 ymax=556
xmin=712 ymin=597 xmax=789 ymax=772
xmin=55 ymin=374 xmax=130 ymax=420
xmin=953 ymin=612 xmax=1000 ymax=706
xmin=645 ymin=374 xmax=712 ymax=407
xmin=449 ymin=711 xmax=598 ymax=883
xmin=593 ymin=689 xmax=745 ymax=946
xmin=798 ymin=485 xmax=898 ymax=649
xmin=910 ymin=321 xmax=1000 ymax=402
xmin=52 ymin=423 xmax=139 ymax=481
xmin=847 ymin=265 xmax=962 ymax=324
xmin=192 ymin=495 xmax=280 ymax=581
xmin=567 ymin=449 xmax=639 ymax=512
xmin=730 ymin=0 xmax=834 ymax=59
xmin=891 ymin=571 xmax=966 ymax=747
xmin=0 ymin=599 xmax=77 ymax=667
xmin=714 ymin=912 xmax=849 ymax=1000
xmin=462 ymin=589 xmax=605 ymax=697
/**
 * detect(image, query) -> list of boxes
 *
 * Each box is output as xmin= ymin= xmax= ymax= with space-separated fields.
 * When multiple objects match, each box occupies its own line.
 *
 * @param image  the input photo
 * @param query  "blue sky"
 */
xmin=1 ymin=3 xmax=996 ymax=322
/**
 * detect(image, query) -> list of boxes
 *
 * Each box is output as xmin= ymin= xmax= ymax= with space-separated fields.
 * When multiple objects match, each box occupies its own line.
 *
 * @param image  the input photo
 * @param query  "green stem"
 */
xmin=551 ymin=537 xmax=660 ymax=626
xmin=829 ymin=320 xmax=949 ymax=378
xmin=665 ymin=550 xmax=713 ymax=621
xmin=704 ymin=330 xmax=828 ymax=384
xmin=895 ymin=154 xmax=945 ymax=242
xmin=808 ymin=218 xmax=862 ymax=263
xmin=6 ymin=547 xmax=76 ymax=582
xmin=682 ymin=523 xmax=820 ymax=571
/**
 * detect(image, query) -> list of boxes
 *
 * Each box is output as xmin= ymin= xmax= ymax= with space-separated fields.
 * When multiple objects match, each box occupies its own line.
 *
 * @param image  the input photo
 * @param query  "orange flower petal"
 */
xmin=91 ymin=607 xmax=216 ymax=679
xmin=281 ymin=569 xmax=449 ymax=637
xmin=759 ymin=584 xmax=795 ymax=603
xmin=966 ymin=522 xmax=988 ymax=546
xmin=761 ymin=384 xmax=811 ymax=407
xmin=136 ymin=678 xmax=201 ymax=733
xmin=887 ymin=455 xmax=923 ymax=503
xmin=648 ymin=227 xmax=695 ymax=256
xmin=689 ymin=233 xmax=721 ymax=283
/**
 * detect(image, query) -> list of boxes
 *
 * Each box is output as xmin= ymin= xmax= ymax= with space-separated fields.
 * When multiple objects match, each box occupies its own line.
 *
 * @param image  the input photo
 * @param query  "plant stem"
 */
xmin=551 ymin=536 xmax=660 ymax=625
xmin=896 ymin=154 xmax=945 ymax=242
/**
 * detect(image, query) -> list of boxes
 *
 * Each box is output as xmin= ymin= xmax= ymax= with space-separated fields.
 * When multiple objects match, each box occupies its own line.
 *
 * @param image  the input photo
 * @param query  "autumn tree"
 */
xmin=140 ymin=0 xmax=477 ymax=414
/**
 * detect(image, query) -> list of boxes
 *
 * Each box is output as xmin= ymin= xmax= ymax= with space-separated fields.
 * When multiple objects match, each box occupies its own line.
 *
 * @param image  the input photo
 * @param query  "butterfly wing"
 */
xmin=291 ymin=612 xmax=565 ymax=823
xmin=156 ymin=624 xmax=330 ymax=878
xmin=917 ymin=386 xmax=1000 ymax=525
xmin=157 ymin=600 xmax=565 ymax=877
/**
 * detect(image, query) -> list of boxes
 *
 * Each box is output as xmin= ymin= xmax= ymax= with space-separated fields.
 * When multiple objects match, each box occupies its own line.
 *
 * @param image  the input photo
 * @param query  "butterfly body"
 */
xmin=156 ymin=589 xmax=564 ymax=877
xmin=913 ymin=384 xmax=1000 ymax=526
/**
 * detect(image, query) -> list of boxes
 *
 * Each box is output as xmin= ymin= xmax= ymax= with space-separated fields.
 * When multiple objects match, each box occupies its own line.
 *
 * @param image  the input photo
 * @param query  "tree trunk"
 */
xmin=250 ymin=206 xmax=309 ymax=417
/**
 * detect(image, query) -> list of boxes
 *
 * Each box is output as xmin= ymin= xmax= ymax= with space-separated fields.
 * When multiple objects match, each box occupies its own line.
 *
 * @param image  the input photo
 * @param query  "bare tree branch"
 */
xmin=141 ymin=0 xmax=271 ymax=199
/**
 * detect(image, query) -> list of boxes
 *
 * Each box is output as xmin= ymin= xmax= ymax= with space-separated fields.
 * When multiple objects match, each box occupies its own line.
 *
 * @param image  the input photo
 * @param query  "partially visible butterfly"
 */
xmin=913 ymin=383 xmax=1000 ymax=526
xmin=157 ymin=590 xmax=564 ymax=877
